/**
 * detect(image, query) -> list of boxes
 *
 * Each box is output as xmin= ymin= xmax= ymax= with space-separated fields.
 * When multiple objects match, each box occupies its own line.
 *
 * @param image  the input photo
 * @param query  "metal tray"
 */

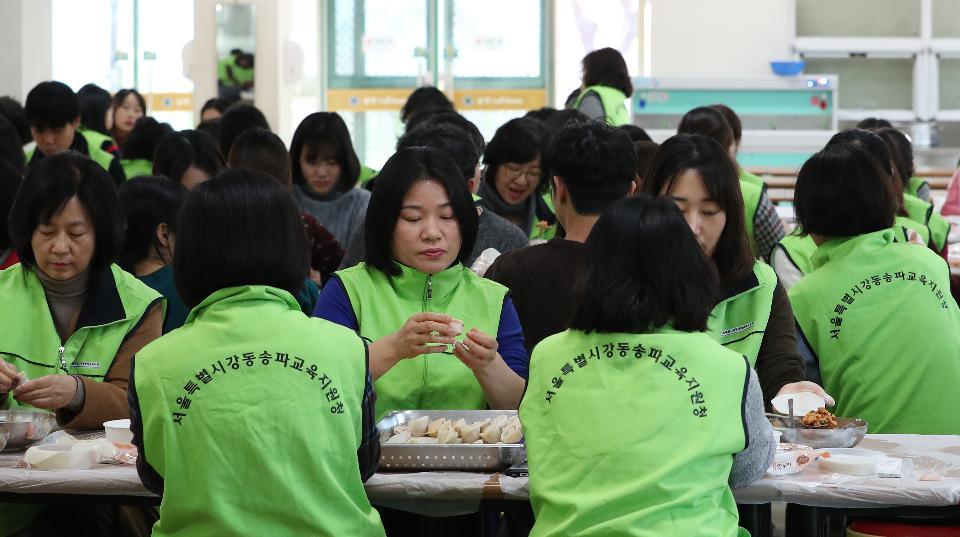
xmin=0 ymin=410 xmax=57 ymax=452
xmin=768 ymin=414 xmax=867 ymax=449
xmin=376 ymin=410 xmax=526 ymax=472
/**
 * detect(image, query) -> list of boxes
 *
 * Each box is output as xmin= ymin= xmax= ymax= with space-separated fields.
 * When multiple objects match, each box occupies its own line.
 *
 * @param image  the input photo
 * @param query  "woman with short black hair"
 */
xmin=290 ymin=112 xmax=371 ymax=253
xmin=644 ymin=134 xmax=828 ymax=404
xmin=522 ymin=195 xmax=774 ymax=536
xmin=315 ymin=146 xmax=528 ymax=420
xmin=130 ymin=169 xmax=385 ymax=536
xmin=118 ymin=176 xmax=189 ymax=333
xmin=789 ymin=144 xmax=960 ymax=434
xmin=120 ymin=116 xmax=173 ymax=179
xmin=153 ymin=129 xmax=225 ymax=190
xmin=571 ymin=47 xmax=633 ymax=126
xmin=479 ymin=117 xmax=556 ymax=240
xmin=400 ymin=86 xmax=454 ymax=127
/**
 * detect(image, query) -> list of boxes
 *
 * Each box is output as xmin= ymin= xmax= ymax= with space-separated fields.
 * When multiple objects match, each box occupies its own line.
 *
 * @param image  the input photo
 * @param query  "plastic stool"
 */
xmin=848 ymin=521 xmax=960 ymax=537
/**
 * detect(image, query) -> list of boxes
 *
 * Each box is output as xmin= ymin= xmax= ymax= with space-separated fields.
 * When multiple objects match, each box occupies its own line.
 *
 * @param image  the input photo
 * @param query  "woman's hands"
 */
xmin=14 ymin=375 xmax=79 ymax=410
xmin=369 ymin=313 xmax=459 ymax=379
xmin=452 ymin=329 xmax=499 ymax=371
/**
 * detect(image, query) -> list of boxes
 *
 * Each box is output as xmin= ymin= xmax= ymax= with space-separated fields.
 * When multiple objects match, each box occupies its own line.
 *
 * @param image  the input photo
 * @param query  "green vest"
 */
xmin=775 ymin=219 xmax=928 ymax=279
xmin=358 ymin=164 xmax=378 ymax=186
xmin=26 ymin=129 xmax=117 ymax=174
xmin=134 ymin=286 xmax=384 ymax=537
xmin=78 ymin=126 xmax=117 ymax=154
xmin=336 ymin=262 xmax=507 ymax=420
xmin=739 ymin=169 xmax=765 ymax=188
xmin=0 ymin=264 xmax=162 ymax=535
xmin=573 ymin=85 xmax=630 ymax=126
xmin=903 ymin=193 xmax=950 ymax=252
xmin=789 ymin=229 xmax=960 ymax=434
xmin=0 ymin=264 xmax=162 ymax=390
xmin=907 ymin=175 xmax=928 ymax=199
xmin=740 ymin=180 xmax=761 ymax=256
xmin=121 ymin=158 xmax=153 ymax=179
xmin=707 ymin=260 xmax=777 ymax=366
xmin=521 ymin=329 xmax=749 ymax=537
xmin=775 ymin=234 xmax=817 ymax=276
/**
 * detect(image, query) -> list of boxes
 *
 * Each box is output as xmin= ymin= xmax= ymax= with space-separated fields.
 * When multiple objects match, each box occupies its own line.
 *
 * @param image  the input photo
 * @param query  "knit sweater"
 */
xmin=293 ymin=185 xmax=370 ymax=254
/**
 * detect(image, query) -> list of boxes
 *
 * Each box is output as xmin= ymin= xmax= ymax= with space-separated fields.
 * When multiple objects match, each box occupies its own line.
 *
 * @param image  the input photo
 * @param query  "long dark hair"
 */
xmin=364 ymin=147 xmax=478 ymax=277
xmin=289 ymin=112 xmax=361 ymax=193
xmin=117 ymin=176 xmax=187 ymax=272
xmin=643 ymin=134 xmax=752 ymax=285
xmin=571 ymin=195 xmax=718 ymax=333
xmin=78 ymin=84 xmax=113 ymax=136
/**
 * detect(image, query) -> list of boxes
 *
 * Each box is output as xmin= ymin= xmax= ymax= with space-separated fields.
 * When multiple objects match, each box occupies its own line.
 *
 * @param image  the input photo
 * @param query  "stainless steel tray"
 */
xmin=376 ymin=410 xmax=526 ymax=472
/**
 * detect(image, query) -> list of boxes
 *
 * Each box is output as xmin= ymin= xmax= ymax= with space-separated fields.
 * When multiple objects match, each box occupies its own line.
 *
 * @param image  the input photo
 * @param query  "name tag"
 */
xmin=720 ymin=321 xmax=754 ymax=337
xmin=72 ymin=361 xmax=101 ymax=369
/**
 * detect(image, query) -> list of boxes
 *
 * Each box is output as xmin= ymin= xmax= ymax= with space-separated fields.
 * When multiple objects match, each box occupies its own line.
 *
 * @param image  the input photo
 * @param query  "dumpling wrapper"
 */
xmin=480 ymin=423 xmax=503 ymax=444
xmin=386 ymin=432 xmax=411 ymax=444
xmin=407 ymin=436 xmax=439 ymax=444
xmin=771 ymin=392 xmax=826 ymax=417
xmin=500 ymin=426 xmax=523 ymax=444
xmin=437 ymin=424 xmax=460 ymax=444
xmin=460 ymin=423 xmax=481 ymax=443
xmin=481 ymin=415 xmax=508 ymax=433
xmin=449 ymin=319 xmax=465 ymax=336
xmin=426 ymin=418 xmax=448 ymax=437
xmin=408 ymin=416 xmax=429 ymax=437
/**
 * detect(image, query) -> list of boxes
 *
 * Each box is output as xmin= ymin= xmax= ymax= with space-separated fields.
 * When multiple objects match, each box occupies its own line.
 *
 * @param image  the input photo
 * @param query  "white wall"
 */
xmin=649 ymin=0 xmax=794 ymax=77
xmin=0 ymin=0 xmax=52 ymax=101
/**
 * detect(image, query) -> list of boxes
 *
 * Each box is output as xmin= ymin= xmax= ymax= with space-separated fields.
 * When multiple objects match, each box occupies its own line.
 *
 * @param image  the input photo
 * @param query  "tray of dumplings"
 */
xmin=376 ymin=410 xmax=526 ymax=471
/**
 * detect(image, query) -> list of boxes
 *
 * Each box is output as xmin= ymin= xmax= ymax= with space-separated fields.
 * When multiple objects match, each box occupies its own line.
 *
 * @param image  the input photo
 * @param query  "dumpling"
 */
xmin=426 ymin=418 xmax=448 ymax=437
xmin=481 ymin=415 xmax=507 ymax=433
xmin=460 ymin=423 xmax=482 ymax=444
xmin=437 ymin=424 xmax=460 ymax=444
xmin=407 ymin=436 xmax=439 ymax=444
xmin=385 ymin=432 xmax=411 ymax=444
xmin=480 ymin=423 xmax=503 ymax=444
xmin=393 ymin=425 xmax=410 ymax=435
xmin=500 ymin=426 xmax=522 ymax=444
xmin=408 ymin=416 xmax=429 ymax=437
xmin=451 ymin=418 xmax=468 ymax=434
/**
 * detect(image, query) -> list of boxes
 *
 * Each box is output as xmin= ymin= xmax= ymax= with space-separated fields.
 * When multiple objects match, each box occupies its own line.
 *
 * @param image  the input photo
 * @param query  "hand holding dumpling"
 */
xmin=452 ymin=328 xmax=499 ymax=371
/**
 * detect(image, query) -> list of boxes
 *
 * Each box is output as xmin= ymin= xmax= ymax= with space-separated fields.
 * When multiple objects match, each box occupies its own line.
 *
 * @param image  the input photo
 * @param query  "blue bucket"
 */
xmin=770 ymin=61 xmax=805 ymax=76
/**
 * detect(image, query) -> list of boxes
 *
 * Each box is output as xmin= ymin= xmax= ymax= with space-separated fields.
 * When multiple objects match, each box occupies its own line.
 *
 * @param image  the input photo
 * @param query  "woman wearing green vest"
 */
xmin=571 ymin=47 xmax=632 ymax=126
xmin=315 ymin=147 xmax=528 ymax=419
xmin=678 ymin=106 xmax=786 ymax=262
xmin=790 ymin=144 xmax=960 ymax=434
xmin=874 ymin=127 xmax=951 ymax=256
xmin=522 ymin=195 xmax=774 ymax=536
xmin=479 ymin=117 xmax=557 ymax=241
xmin=643 ymin=134 xmax=830 ymax=405
xmin=120 ymin=116 xmax=173 ymax=180
xmin=772 ymin=129 xmax=930 ymax=290
xmin=0 ymin=152 xmax=164 ymax=535
xmin=130 ymin=169 xmax=385 ymax=536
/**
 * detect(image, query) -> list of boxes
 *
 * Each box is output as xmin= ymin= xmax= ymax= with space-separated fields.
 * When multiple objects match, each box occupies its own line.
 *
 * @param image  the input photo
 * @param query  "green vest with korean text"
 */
xmin=707 ymin=260 xmax=777 ymax=366
xmin=904 ymin=193 xmax=950 ymax=252
xmin=134 ymin=286 xmax=384 ymax=537
xmin=336 ymin=262 xmax=507 ymax=420
xmin=0 ymin=264 xmax=162 ymax=394
xmin=573 ymin=85 xmax=630 ymax=126
xmin=789 ymin=229 xmax=960 ymax=434
xmin=521 ymin=329 xmax=749 ymax=537
xmin=775 ymin=219 xmax=930 ymax=278
xmin=121 ymin=158 xmax=153 ymax=179
xmin=740 ymin=179 xmax=761 ymax=255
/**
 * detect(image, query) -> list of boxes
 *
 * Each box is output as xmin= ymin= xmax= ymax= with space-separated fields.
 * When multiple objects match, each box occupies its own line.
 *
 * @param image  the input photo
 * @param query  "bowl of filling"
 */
xmin=768 ymin=408 xmax=867 ymax=449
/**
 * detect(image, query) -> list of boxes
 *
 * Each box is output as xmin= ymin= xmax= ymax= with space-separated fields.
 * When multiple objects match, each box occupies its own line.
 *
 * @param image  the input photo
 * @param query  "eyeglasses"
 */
xmin=502 ymin=163 xmax=541 ymax=183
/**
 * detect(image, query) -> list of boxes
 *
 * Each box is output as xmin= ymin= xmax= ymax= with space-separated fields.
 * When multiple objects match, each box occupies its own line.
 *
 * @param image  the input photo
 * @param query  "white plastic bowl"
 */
xmin=103 ymin=419 xmax=133 ymax=444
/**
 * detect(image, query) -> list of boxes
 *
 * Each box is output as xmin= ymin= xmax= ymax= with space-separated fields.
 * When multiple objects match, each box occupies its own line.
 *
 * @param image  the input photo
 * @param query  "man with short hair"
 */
xmin=486 ymin=121 xmax=637 ymax=354
xmin=339 ymin=115 xmax=528 ymax=268
xmin=24 ymin=81 xmax=125 ymax=185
